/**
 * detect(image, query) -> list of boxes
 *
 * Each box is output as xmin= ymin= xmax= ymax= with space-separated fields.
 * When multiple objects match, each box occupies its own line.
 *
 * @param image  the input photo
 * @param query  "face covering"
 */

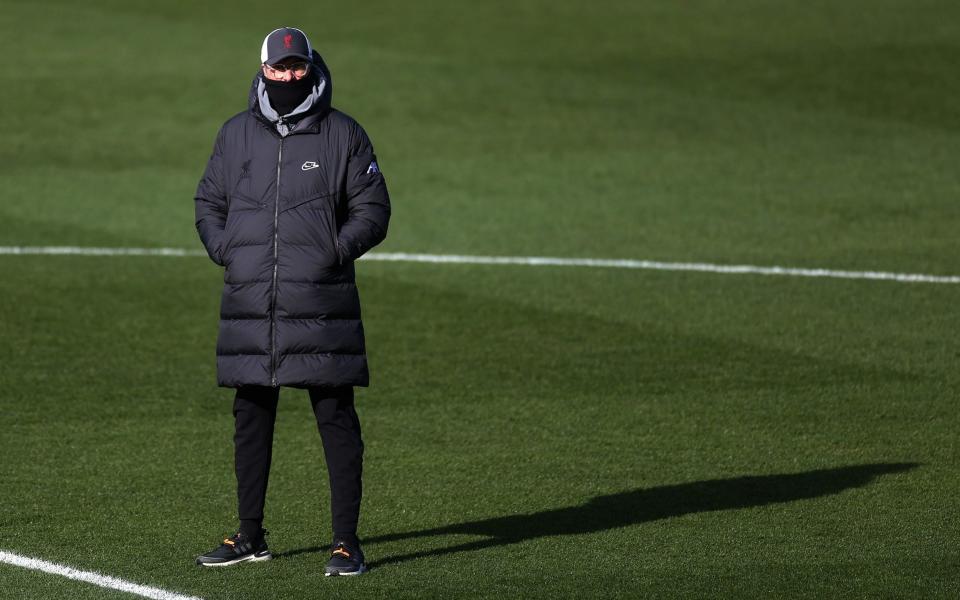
xmin=263 ymin=70 xmax=316 ymax=116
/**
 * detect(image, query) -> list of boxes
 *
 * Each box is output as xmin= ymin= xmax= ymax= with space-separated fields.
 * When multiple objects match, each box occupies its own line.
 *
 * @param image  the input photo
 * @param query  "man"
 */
xmin=192 ymin=27 xmax=390 ymax=576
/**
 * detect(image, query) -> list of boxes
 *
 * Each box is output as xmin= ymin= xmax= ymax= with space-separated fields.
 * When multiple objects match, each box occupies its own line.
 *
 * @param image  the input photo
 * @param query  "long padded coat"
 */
xmin=194 ymin=57 xmax=390 ymax=389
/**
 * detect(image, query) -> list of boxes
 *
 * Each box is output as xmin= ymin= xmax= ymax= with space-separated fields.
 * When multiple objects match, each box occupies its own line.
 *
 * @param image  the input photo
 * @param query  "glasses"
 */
xmin=262 ymin=61 xmax=310 ymax=78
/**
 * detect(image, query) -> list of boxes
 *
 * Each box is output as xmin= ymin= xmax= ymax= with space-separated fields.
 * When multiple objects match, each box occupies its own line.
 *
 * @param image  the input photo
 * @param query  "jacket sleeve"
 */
xmin=336 ymin=125 xmax=391 ymax=263
xmin=194 ymin=127 xmax=229 ymax=267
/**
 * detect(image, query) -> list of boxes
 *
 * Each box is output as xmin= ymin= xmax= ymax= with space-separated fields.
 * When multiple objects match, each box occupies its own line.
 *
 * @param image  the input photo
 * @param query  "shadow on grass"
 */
xmin=280 ymin=462 xmax=917 ymax=567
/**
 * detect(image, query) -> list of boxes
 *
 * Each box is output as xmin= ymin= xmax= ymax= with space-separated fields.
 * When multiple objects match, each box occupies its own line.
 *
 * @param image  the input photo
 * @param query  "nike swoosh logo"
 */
xmin=301 ymin=161 xmax=319 ymax=171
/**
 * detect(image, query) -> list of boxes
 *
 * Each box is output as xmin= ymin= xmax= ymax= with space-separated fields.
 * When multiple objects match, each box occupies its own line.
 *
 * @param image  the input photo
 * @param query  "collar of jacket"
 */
xmin=255 ymin=75 xmax=327 ymax=135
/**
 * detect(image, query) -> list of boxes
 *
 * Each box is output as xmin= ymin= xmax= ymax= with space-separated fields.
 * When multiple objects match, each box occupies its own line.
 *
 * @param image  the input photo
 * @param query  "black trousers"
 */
xmin=233 ymin=385 xmax=364 ymax=540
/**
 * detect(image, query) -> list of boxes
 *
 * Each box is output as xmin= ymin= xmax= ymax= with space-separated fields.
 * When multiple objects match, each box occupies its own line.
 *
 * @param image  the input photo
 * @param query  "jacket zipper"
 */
xmin=269 ymin=131 xmax=284 ymax=387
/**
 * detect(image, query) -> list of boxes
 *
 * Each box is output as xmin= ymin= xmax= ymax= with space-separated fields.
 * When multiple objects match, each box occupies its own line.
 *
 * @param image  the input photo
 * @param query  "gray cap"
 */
xmin=260 ymin=27 xmax=312 ymax=64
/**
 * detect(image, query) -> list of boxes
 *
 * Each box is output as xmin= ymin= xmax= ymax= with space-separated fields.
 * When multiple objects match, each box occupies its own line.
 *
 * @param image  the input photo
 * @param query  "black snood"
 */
xmin=263 ymin=72 xmax=316 ymax=116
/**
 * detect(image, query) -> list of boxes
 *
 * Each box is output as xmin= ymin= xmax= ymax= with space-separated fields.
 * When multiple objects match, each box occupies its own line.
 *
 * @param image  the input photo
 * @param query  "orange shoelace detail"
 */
xmin=224 ymin=538 xmax=236 ymax=546
xmin=332 ymin=546 xmax=351 ymax=559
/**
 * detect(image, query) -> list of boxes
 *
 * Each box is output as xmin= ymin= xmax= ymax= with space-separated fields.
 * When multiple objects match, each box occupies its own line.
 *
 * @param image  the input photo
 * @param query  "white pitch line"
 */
xmin=0 ymin=550 xmax=203 ymax=600
xmin=363 ymin=252 xmax=960 ymax=284
xmin=0 ymin=246 xmax=957 ymax=284
xmin=0 ymin=246 xmax=205 ymax=257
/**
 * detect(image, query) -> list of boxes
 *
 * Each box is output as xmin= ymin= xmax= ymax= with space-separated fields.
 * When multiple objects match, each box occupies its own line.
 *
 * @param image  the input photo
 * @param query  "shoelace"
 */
xmin=223 ymin=529 xmax=269 ymax=546
xmin=331 ymin=544 xmax=352 ymax=559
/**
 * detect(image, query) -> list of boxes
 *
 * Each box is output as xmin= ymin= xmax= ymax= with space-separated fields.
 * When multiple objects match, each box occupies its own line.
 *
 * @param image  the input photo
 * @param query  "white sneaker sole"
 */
xmin=198 ymin=551 xmax=272 ymax=567
xmin=325 ymin=563 xmax=368 ymax=577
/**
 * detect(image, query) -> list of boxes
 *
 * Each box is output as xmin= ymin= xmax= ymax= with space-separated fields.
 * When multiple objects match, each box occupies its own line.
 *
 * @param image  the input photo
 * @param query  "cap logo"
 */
xmin=283 ymin=34 xmax=293 ymax=49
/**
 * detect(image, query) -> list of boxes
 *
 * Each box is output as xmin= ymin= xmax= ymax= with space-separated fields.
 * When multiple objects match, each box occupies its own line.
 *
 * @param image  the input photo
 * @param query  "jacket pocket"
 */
xmin=316 ymin=200 xmax=341 ymax=268
xmin=222 ymin=193 xmax=265 ymax=268
xmin=283 ymin=193 xmax=340 ymax=268
xmin=280 ymin=191 xmax=335 ymax=213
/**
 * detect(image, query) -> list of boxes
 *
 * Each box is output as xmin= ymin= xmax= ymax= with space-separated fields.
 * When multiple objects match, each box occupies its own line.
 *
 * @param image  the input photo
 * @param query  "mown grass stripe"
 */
xmin=0 ymin=550 xmax=203 ymax=600
xmin=1 ymin=246 xmax=957 ymax=284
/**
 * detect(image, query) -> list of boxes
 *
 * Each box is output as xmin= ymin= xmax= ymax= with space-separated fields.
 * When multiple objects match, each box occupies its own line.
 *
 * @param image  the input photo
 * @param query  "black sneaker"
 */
xmin=195 ymin=531 xmax=271 ymax=567
xmin=324 ymin=540 xmax=367 ymax=576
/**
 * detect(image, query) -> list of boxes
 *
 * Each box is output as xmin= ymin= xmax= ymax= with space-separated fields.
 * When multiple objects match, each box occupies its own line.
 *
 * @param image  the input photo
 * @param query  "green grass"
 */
xmin=1 ymin=1 xmax=959 ymax=598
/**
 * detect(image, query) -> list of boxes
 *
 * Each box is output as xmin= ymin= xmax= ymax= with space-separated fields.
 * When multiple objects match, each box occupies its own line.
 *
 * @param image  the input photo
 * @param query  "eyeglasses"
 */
xmin=262 ymin=61 xmax=310 ymax=78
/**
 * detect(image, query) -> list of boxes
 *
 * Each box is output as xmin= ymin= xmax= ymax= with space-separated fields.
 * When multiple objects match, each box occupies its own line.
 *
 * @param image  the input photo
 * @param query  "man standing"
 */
xmin=193 ymin=27 xmax=390 ymax=576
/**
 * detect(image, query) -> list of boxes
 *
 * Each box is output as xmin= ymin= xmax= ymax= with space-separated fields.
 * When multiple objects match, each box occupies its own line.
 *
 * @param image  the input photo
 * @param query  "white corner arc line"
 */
xmin=0 ymin=550 xmax=203 ymax=600
xmin=0 ymin=246 xmax=957 ymax=285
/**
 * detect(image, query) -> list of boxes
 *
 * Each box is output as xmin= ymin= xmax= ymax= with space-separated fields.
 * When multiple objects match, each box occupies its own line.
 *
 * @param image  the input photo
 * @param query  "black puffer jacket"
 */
xmin=194 ymin=52 xmax=390 ymax=388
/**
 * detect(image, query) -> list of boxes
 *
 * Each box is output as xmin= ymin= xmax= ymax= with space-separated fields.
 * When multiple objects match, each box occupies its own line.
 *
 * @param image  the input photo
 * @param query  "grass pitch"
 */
xmin=1 ymin=1 xmax=959 ymax=598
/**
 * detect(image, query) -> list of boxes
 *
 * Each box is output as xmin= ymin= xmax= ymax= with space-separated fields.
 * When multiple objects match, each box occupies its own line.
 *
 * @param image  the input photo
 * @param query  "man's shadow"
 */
xmin=282 ymin=462 xmax=917 ymax=568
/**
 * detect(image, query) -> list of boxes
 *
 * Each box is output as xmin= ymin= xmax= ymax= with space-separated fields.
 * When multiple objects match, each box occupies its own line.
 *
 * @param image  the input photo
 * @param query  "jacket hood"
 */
xmin=249 ymin=49 xmax=333 ymax=127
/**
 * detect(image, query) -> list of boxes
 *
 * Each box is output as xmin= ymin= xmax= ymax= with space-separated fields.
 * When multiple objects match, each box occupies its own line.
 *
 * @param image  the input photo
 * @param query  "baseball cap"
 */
xmin=261 ymin=27 xmax=313 ymax=64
